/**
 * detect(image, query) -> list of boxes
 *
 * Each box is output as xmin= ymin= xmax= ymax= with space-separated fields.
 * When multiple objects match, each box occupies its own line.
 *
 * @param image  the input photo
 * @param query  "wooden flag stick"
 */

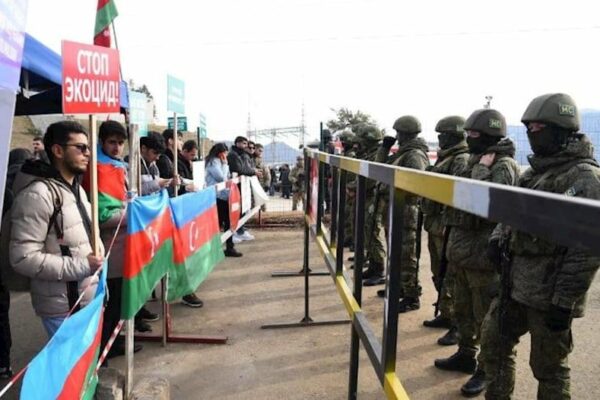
xmin=89 ymin=114 xmax=100 ymax=256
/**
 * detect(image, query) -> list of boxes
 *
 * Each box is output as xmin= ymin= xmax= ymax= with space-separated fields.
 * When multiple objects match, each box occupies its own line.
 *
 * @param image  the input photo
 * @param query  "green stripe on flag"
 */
xmin=98 ymin=192 xmax=123 ymax=224
xmin=167 ymin=235 xmax=225 ymax=302
xmin=121 ymin=239 xmax=173 ymax=319
xmin=94 ymin=0 xmax=119 ymax=36
xmin=80 ymin=347 xmax=101 ymax=400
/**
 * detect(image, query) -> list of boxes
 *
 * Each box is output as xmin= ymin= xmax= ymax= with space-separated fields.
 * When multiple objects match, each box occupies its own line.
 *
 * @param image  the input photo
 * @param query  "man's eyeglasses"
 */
xmin=248 ymin=146 xmax=255 ymax=150
xmin=63 ymin=143 xmax=91 ymax=153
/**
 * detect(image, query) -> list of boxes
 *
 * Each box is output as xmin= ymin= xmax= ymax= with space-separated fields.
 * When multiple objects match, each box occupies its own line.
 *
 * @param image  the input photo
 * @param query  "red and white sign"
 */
xmin=309 ymin=158 xmax=318 ymax=223
xmin=227 ymin=181 xmax=241 ymax=230
xmin=62 ymin=40 xmax=120 ymax=114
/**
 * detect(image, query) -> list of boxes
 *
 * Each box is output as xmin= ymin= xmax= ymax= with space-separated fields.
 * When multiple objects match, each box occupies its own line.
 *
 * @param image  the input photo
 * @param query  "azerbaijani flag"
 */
xmin=94 ymin=0 xmax=118 ymax=47
xmin=122 ymin=190 xmax=173 ymax=319
xmin=167 ymin=187 xmax=225 ymax=301
xmin=21 ymin=263 xmax=107 ymax=399
xmin=97 ymin=146 xmax=127 ymax=224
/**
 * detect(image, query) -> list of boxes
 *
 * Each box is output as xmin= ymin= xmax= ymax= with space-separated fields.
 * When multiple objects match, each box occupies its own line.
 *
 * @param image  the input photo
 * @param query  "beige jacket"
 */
xmin=9 ymin=165 xmax=101 ymax=318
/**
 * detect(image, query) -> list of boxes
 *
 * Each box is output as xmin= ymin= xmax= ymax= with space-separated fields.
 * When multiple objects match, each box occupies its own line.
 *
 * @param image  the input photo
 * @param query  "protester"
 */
xmin=9 ymin=121 xmax=104 ymax=338
xmin=180 ymin=140 xmax=198 ymax=189
xmin=32 ymin=135 xmax=49 ymax=163
xmin=227 ymin=136 xmax=257 ymax=243
xmin=205 ymin=143 xmax=242 ymax=257
xmin=93 ymin=121 xmax=145 ymax=357
xmin=140 ymin=132 xmax=171 ymax=195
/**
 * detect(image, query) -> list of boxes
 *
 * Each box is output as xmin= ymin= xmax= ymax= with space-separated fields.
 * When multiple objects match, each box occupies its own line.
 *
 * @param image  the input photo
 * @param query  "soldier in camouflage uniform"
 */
xmin=375 ymin=116 xmax=429 ymax=310
xmin=434 ymin=108 xmax=520 ymax=397
xmin=422 ymin=116 xmax=469 ymax=342
xmin=290 ymin=156 xmax=305 ymax=211
xmin=480 ymin=94 xmax=600 ymax=400
xmin=351 ymin=124 xmax=386 ymax=284
xmin=338 ymin=129 xmax=358 ymax=248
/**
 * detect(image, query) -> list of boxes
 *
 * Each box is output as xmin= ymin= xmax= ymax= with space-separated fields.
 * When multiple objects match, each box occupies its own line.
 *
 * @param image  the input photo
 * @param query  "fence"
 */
xmin=282 ymin=136 xmax=600 ymax=399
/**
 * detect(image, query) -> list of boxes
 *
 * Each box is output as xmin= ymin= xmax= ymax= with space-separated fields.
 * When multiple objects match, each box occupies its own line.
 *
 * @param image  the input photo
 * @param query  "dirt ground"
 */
xmin=6 ymin=228 xmax=600 ymax=399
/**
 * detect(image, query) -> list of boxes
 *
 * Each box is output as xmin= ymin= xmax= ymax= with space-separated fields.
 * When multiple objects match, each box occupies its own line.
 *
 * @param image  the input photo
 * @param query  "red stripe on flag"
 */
xmin=56 ymin=314 xmax=104 ymax=399
xmin=97 ymin=0 xmax=110 ymax=10
xmin=97 ymin=163 xmax=126 ymax=201
xmin=94 ymin=29 xmax=111 ymax=47
xmin=124 ymin=208 xmax=173 ymax=279
xmin=172 ymin=205 xmax=220 ymax=264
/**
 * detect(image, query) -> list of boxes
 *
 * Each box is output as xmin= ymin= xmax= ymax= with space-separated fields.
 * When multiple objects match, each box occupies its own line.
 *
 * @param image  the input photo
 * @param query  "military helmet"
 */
xmin=521 ymin=93 xmax=580 ymax=131
xmin=354 ymin=123 xmax=383 ymax=143
xmin=336 ymin=128 xmax=356 ymax=144
xmin=392 ymin=115 xmax=421 ymax=134
xmin=435 ymin=115 xmax=465 ymax=135
xmin=464 ymin=109 xmax=506 ymax=137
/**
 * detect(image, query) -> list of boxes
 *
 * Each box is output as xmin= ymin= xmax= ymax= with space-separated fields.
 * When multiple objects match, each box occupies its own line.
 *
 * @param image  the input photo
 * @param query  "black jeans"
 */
xmin=0 ymin=284 xmax=11 ymax=367
xmin=101 ymin=277 xmax=123 ymax=351
xmin=217 ymin=199 xmax=234 ymax=250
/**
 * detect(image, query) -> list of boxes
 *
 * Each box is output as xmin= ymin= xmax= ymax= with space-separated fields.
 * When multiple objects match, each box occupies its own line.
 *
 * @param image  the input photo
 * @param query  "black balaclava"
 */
xmin=527 ymin=124 xmax=571 ymax=156
xmin=438 ymin=133 xmax=464 ymax=150
xmin=396 ymin=131 xmax=418 ymax=146
xmin=467 ymin=133 xmax=500 ymax=154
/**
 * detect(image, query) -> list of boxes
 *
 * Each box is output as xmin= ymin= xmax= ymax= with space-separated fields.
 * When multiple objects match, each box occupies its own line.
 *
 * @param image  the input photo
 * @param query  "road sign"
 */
xmin=129 ymin=91 xmax=148 ymax=136
xmin=168 ymin=116 xmax=187 ymax=131
xmin=0 ymin=0 xmax=28 ymax=91
xmin=198 ymin=113 xmax=207 ymax=138
xmin=167 ymin=74 xmax=185 ymax=114
xmin=62 ymin=40 xmax=120 ymax=114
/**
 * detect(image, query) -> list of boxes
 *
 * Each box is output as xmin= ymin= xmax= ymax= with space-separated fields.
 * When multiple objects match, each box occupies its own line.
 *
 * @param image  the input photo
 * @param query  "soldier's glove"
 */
xmin=487 ymin=238 xmax=502 ymax=272
xmin=545 ymin=304 xmax=573 ymax=332
xmin=382 ymin=136 xmax=396 ymax=150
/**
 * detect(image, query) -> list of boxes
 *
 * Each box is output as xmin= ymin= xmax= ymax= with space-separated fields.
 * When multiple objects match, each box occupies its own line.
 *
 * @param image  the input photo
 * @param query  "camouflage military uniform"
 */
xmin=444 ymin=138 xmax=519 ymax=369
xmin=481 ymin=97 xmax=600 ymax=399
xmin=254 ymin=155 xmax=271 ymax=211
xmin=362 ymin=146 xmax=386 ymax=268
xmin=379 ymin=137 xmax=430 ymax=297
xmin=290 ymin=160 xmax=305 ymax=211
xmin=422 ymin=141 xmax=469 ymax=320
xmin=343 ymin=147 xmax=357 ymax=243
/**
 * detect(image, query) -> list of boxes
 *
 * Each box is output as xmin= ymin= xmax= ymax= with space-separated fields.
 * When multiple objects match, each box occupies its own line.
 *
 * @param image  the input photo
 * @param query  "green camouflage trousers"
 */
xmin=429 ymin=232 xmax=454 ymax=320
xmin=365 ymin=197 xmax=385 ymax=266
xmin=480 ymin=297 xmax=573 ymax=400
xmin=344 ymin=195 xmax=355 ymax=243
xmin=453 ymin=267 xmax=497 ymax=363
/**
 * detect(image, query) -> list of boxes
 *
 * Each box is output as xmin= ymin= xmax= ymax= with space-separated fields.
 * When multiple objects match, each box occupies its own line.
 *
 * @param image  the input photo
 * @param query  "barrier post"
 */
xmin=335 ymin=170 xmax=346 ymax=275
xmin=316 ymin=123 xmax=325 ymax=237
xmin=330 ymin=168 xmax=339 ymax=248
xmin=348 ymin=175 xmax=366 ymax=399
xmin=381 ymin=188 xmax=405 ymax=381
xmin=261 ymin=147 xmax=350 ymax=330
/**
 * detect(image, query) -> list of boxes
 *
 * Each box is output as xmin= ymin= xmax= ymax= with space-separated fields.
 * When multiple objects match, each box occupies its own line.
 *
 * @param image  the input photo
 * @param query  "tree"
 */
xmin=326 ymin=108 xmax=377 ymax=132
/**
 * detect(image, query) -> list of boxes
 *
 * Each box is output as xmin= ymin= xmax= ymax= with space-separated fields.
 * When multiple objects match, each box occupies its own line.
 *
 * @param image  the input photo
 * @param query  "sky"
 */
xmin=25 ymin=0 xmax=600 ymax=145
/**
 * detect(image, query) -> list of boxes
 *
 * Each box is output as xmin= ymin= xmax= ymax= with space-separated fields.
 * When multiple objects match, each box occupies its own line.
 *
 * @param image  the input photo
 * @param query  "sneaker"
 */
xmin=398 ymin=297 xmax=420 ymax=313
xmin=232 ymin=235 xmax=243 ymax=244
xmin=0 ymin=366 xmax=12 ymax=379
xmin=182 ymin=293 xmax=204 ymax=308
xmin=137 ymin=306 xmax=159 ymax=322
xmin=238 ymin=231 xmax=255 ymax=241
xmin=224 ymin=248 xmax=243 ymax=257
xmin=363 ymin=276 xmax=385 ymax=286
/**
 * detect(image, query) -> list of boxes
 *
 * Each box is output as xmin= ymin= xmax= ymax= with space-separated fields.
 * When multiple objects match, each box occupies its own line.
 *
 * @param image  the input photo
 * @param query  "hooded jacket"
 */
xmin=9 ymin=160 xmax=102 ymax=317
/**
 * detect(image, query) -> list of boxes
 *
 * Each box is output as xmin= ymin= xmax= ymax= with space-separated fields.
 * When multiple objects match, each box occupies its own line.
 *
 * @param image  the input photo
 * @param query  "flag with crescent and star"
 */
xmin=122 ymin=190 xmax=173 ymax=319
xmin=167 ymin=186 xmax=225 ymax=301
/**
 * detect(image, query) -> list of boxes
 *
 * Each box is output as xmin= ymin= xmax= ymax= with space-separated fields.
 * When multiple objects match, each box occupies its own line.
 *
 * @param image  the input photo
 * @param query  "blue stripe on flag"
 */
xmin=128 ymin=189 xmax=170 ymax=234
xmin=169 ymin=186 xmax=216 ymax=228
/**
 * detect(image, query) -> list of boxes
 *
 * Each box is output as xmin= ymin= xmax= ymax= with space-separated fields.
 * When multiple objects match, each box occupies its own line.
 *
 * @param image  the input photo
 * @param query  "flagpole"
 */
xmin=125 ymin=123 xmax=140 ymax=399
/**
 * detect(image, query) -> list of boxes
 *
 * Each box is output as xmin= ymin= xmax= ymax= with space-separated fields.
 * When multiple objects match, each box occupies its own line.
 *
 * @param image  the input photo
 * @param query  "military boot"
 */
xmin=363 ymin=262 xmax=385 ymax=286
xmin=398 ymin=297 xmax=420 ymax=313
xmin=423 ymin=315 xmax=452 ymax=329
xmin=434 ymin=348 xmax=476 ymax=374
xmin=437 ymin=326 xmax=459 ymax=346
xmin=460 ymin=368 xmax=487 ymax=397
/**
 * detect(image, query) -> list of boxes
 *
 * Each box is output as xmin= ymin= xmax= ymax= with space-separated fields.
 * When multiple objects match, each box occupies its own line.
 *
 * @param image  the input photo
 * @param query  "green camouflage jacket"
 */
xmin=422 ymin=141 xmax=469 ymax=235
xmin=503 ymin=134 xmax=600 ymax=316
xmin=445 ymin=138 xmax=520 ymax=271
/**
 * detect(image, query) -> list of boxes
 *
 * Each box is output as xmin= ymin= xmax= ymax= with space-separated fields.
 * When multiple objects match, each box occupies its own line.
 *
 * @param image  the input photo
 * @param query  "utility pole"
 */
xmin=484 ymin=95 xmax=493 ymax=109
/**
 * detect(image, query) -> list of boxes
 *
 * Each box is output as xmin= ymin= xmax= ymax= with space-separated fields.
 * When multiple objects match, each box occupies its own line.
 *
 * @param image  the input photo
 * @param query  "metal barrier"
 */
xmin=267 ymin=137 xmax=600 ymax=400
